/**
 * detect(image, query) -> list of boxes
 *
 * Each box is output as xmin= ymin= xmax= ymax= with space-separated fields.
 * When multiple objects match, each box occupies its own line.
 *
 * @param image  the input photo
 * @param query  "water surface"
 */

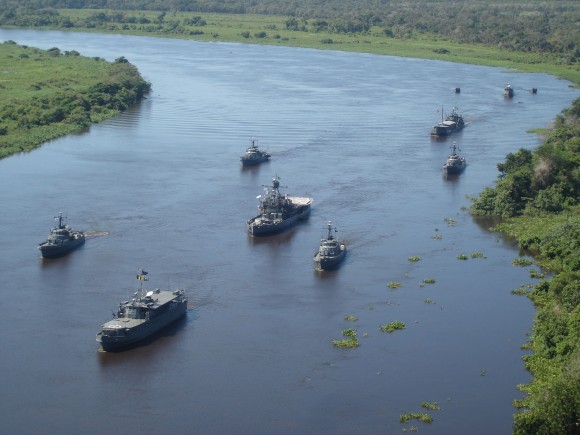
xmin=0 ymin=29 xmax=578 ymax=434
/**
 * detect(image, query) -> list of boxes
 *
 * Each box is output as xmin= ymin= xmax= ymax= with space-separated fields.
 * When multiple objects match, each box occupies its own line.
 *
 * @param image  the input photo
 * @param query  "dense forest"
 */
xmin=0 ymin=0 xmax=578 ymax=62
xmin=471 ymin=99 xmax=580 ymax=433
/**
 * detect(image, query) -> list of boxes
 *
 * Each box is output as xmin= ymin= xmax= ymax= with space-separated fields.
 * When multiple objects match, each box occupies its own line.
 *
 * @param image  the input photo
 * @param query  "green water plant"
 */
xmin=471 ymin=251 xmax=486 ymax=259
xmin=408 ymin=256 xmax=421 ymax=262
xmin=379 ymin=321 xmax=405 ymax=333
xmin=332 ymin=328 xmax=360 ymax=348
xmin=512 ymin=258 xmax=534 ymax=267
xmin=387 ymin=281 xmax=401 ymax=289
xmin=423 ymin=278 xmax=436 ymax=284
xmin=421 ymin=402 xmax=441 ymax=411
xmin=457 ymin=254 xmax=468 ymax=260
xmin=400 ymin=412 xmax=433 ymax=423
xmin=344 ymin=315 xmax=358 ymax=322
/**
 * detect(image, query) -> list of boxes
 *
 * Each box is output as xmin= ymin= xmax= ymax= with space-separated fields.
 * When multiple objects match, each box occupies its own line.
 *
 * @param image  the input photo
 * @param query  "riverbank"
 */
xmin=1 ymin=10 xmax=579 ymax=86
xmin=0 ymin=41 xmax=150 ymax=159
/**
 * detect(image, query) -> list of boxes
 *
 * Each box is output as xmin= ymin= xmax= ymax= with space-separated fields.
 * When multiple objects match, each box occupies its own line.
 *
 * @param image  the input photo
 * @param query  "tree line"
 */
xmin=0 ymin=0 xmax=578 ymax=62
xmin=471 ymin=98 xmax=580 ymax=433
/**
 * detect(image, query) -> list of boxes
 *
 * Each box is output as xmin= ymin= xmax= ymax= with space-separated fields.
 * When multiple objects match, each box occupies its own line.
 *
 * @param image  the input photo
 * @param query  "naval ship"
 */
xmin=96 ymin=270 xmax=187 ymax=351
xmin=247 ymin=175 xmax=313 ymax=236
xmin=38 ymin=212 xmax=85 ymax=258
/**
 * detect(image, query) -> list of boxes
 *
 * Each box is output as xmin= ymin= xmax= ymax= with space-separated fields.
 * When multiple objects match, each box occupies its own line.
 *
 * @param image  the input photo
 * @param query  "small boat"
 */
xmin=96 ymin=270 xmax=188 ymax=352
xmin=430 ymin=107 xmax=465 ymax=137
xmin=240 ymin=138 xmax=271 ymax=166
xmin=504 ymin=84 xmax=514 ymax=98
xmin=38 ymin=212 xmax=85 ymax=258
xmin=443 ymin=142 xmax=467 ymax=174
xmin=247 ymin=175 xmax=313 ymax=236
xmin=314 ymin=221 xmax=346 ymax=270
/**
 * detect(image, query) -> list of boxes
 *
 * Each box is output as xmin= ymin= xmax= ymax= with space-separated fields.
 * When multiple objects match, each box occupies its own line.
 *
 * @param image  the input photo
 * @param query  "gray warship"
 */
xmin=314 ymin=221 xmax=347 ymax=270
xmin=96 ymin=270 xmax=187 ymax=351
xmin=443 ymin=142 xmax=467 ymax=174
xmin=247 ymin=175 xmax=313 ymax=236
xmin=240 ymin=138 xmax=271 ymax=166
xmin=38 ymin=212 xmax=85 ymax=258
xmin=430 ymin=107 xmax=465 ymax=137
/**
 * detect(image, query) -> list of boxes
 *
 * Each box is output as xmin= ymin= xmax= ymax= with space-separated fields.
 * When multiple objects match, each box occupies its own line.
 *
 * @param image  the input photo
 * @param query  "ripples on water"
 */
xmin=0 ymin=29 xmax=578 ymax=434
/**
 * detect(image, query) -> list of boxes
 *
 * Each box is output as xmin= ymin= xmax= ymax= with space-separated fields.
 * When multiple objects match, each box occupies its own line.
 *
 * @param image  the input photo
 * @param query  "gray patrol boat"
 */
xmin=247 ymin=175 xmax=313 ymax=236
xmin=38 ymin=212 xmax=85 ymax=258
xmin=240 ymin=138 xmax=271 ymax=166
xmin=96 ymin=270 xmax=187 ymax=351
xmin=314 ymin=221 xmax=347 ymax=270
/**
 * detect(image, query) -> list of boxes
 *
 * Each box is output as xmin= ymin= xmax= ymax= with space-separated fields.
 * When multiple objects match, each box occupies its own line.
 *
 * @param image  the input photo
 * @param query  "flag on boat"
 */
xmin=137 ymin=269 xmax=149 ymax=281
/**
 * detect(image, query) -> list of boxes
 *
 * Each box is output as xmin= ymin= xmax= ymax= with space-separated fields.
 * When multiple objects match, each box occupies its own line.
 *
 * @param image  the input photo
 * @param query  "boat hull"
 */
xmin=97 ymin=300 xmax=187 ymax=351
xmin=314 ymin=246 xmax=346 ymax=270
xmin=38 ymin=234 xmax=85 ymax=258
xmin=444 ymin=163 xmax=466 ymax=174
xmin=248 ymin=205 xmax=311 ymax=236
xmin=241 ymin=156 xmax=270 ymax=166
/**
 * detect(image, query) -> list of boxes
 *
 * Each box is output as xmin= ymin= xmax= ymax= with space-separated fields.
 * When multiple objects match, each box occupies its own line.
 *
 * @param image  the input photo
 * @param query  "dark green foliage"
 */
xmin=471 ymin=100 xmax=580 ymax=218
xmin=474 ymin=99 xmax=580 ymax=433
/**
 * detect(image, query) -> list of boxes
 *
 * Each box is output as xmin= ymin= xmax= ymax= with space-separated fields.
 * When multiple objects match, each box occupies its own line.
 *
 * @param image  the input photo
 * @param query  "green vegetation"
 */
xmin=332 ymin=328 xmax=360 ymax=348
xmin=379 ymin=321 xmax=405 ymax=333
xmin=0 ymin=41 xmax=150 ymax=159
xmin=422 ymin=278 xmax=436 ymax=284
xmin=513 ymin=258 xmax=535 ymax=267
xmin=408 ymin=256 xmax=421 ymax=262
xmin=471 ymin=98 xmax=580 ymax=433
xmin=387 ymin=281 xmax=401 ymax=289
xmin=421 ymin=402 xmax=441 ymax=411
xmin=344 ymin=315 xmax=358 ymax=322
xmin=0 ymin=1 xmax=578 ymax=84
xmin=471 ymin=252 xmax=486 ymax=259
xmin=457 ymin=254 xmax=468 ymax=260
xmin=400 ymin=412 xmax=433 ymax=424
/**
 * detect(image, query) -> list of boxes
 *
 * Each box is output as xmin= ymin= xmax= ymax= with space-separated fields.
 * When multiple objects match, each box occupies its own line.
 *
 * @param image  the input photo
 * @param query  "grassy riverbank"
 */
xmin=1 ymin=9 xmax=579 ymax=85
xmin=471 ymin=99 xmax=580 ymax=433
xmin=0 ymin=41 xmax=150 ymax=159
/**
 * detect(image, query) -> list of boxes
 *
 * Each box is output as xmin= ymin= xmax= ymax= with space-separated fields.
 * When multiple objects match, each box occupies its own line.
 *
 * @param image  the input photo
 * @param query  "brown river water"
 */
xmin=0 ymin=29 xmax=578 ymax=434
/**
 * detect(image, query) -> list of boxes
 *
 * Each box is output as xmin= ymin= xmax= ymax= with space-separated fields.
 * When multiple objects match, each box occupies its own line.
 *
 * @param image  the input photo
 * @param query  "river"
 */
xmin=0 ymin=29 xmax=578 ymax=434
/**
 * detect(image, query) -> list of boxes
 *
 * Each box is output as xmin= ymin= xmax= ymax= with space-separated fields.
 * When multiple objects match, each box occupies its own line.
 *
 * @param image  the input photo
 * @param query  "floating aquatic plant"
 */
xmin=421 ymin=402 xmax=441 ymax=411
xmin=379 ymin=321 xmax=406 ymax=333
xmin=457 ymin=254 xmax=468 ymax=260
xmin=423 ymin=278 xmax=436 ymax=284
xmin=408 ymin=256 xmax=421 ymax=262
xmin=431 ymin=234 xmax=442 ymax=240
xmin=424 ymin=298 xmax=434 ymax=304
xmin=512 ymin=258 xmax=534 ymax=267
xmin=400 ymin=412 xmax=433 ymax=423
xmin=529 ymin=269 xmax=545 ymax=279
xmin=444 ymin=217 xmax=457 ymax=226
xmin=387 ymin=281 xmax=401 ymax=289
xmin=344 ymin=315 xmax=358 ymax=321
xmin=471 ymin=251 xmax=486 ymax=258
xmin=332 ymin=328 xmax=360 ymax=348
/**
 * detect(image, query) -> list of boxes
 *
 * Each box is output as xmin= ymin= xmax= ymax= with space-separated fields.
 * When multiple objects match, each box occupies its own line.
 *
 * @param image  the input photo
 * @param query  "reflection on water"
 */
xmin=0 ymin=28 xmax=578 ymax=435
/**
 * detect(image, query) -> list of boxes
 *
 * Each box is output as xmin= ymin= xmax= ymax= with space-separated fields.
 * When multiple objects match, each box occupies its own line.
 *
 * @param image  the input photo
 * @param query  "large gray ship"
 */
xmin=247 ymin=175 xmax=313 ymax=236
xmin=96 ymin=270 xmax=187 ymax=351
xmin=38 ymin=212 xmax=85 ymax=258
xmin=430 ymin=107 xmax=465 ymax=137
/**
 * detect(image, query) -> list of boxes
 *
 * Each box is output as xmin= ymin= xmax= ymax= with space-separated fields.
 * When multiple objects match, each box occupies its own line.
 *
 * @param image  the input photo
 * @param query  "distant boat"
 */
xmin=443 ymin=142 xmax=467 ymax=174
xmin=504 ymin=83 xmax=514 ymax=98
xmin=38 ymin=212 xmax=85 ymax=258
xmin=96 ymin=270 xmax=187 ymax=352
xmin=314 ymin=221 xmax=346 ymax=270
xmin=430 ymin=107 xmax=465 ymax=137
xmin=247 ymin=175 xmax=313 ymax=236
xmin=240 ymin=138 xmax=270 ymax=166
